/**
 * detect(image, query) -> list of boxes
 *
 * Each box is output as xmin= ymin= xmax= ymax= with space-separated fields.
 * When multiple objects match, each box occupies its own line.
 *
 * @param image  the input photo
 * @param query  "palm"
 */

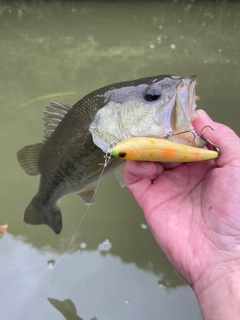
xmin=124 ymin=114 xmax=240 ymax=287
xmin=138 ymin=161 xmax=240 ymax=285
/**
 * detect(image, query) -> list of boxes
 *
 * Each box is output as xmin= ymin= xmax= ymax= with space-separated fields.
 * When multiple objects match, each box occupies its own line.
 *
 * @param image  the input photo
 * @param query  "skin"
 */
xmin=124 ymin=109 xmax=240 ymax=319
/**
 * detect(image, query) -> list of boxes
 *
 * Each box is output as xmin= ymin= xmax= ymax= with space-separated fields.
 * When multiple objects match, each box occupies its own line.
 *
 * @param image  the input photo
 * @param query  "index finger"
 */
xmin=193 ymin=109 xmax=240 ymax=167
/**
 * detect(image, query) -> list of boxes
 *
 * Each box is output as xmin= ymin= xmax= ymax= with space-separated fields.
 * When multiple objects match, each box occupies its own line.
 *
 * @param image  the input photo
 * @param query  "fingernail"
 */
xmin=196 ymin=109 xmax=212 ymax=121
xmin=139 ymin=161 xmax=154 ymax=170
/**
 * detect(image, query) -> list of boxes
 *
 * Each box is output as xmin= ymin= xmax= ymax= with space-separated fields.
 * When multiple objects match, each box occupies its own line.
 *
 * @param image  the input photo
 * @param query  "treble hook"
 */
xmin=201 ymin=125 xmax=215 ymax=135
xmin=164 ymin=130 xmax=196 ymax=143
xmin=198 ymin=126 xmax=220 ymax=153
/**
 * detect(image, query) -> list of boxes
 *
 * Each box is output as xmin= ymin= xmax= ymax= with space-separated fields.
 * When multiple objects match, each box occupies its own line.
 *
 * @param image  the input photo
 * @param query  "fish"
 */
xmin=48 ymin=298 xmax=85 ymax=320
xmin=108 ymin=137 xmax=219 ymax=162
xmin=17 ymin=74 xmax=205 ymax=234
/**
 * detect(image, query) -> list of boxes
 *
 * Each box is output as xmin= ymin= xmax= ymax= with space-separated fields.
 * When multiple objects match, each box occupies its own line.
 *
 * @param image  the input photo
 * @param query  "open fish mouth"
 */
xmin=165 ymin=75 xmax=206 ymax=146
xmin=164 ymin=76 xmax=196 ymax=131
xmin=174 ymin=75 xmax=198 ymax=125
xmin=187 ymin=75 xmax=198 ymax=121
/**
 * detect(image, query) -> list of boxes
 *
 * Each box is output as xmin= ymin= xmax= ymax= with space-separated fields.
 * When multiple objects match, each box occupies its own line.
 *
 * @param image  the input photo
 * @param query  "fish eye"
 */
xmin=143 ymin=86 xmax=162 ymax=102
xmin=118 ymin=151 xmax=127 ymax=158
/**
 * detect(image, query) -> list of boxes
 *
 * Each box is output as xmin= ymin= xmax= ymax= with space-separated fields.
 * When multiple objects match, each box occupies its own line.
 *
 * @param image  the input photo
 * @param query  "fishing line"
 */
xmin=33 ymin=146 xmax=113 ymax=320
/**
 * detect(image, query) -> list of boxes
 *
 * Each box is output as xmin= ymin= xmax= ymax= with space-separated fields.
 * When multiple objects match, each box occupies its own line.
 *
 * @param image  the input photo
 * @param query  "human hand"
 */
xmin=124 ymin=110 xmax=240 ymax=318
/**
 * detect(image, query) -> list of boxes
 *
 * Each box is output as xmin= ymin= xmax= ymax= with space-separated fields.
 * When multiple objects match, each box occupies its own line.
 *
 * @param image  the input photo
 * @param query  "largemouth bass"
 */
xmin=17 ymin=75 xmax=205 ymax=234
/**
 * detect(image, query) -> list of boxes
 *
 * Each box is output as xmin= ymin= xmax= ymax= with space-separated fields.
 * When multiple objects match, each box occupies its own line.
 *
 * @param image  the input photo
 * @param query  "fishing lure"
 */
xmin=108 ymin=137 xmax=219 ymax=162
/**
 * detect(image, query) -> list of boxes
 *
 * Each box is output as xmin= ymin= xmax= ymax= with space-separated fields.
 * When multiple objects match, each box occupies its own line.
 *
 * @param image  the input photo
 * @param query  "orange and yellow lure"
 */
xmin=108 ymin=137 xmax=219 ymax=162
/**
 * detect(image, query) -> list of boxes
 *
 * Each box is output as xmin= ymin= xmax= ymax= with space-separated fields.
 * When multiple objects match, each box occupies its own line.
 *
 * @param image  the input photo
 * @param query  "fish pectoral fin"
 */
xmin=114 ymin=163 xmax=125 ymax=187
xmin=17 ymin=143 xmax=43 ymax=176
xmin=81 ymin=153 xmax=104 ymax=182
xmin=77 ymin=186 xmax=96 ymax=205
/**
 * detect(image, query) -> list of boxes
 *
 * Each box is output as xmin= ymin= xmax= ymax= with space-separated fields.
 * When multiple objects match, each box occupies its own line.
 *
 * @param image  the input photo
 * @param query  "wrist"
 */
xmin=193 ymin=262 xmax=240 ymax=320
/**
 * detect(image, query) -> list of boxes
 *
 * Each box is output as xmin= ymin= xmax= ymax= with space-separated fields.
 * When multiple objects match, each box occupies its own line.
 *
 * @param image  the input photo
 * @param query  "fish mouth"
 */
xmin=188 ymin=75 xmax=198 ymax=82
xmin=166 ymin=75 xmax=204 ymax=146
xmin=174 ymin=75 xmax=198 ymax=125
xmin=188 ymin=75 xmax=198 ymax=121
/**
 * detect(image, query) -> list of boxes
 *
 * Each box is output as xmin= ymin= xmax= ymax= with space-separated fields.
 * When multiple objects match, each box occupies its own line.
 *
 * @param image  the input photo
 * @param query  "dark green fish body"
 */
xmin=17 ymin=75 xmax=205 ymax=234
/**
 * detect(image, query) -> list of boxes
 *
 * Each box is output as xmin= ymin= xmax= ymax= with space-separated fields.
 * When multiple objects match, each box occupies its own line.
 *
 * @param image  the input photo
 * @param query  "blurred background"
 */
xmin=0 ymin=1 xmax=239 ymax=319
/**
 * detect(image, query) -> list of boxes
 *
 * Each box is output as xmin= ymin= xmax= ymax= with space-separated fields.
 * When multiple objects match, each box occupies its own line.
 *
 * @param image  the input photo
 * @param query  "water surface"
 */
xmin=0 ymin=1 xmax=239 ymax=319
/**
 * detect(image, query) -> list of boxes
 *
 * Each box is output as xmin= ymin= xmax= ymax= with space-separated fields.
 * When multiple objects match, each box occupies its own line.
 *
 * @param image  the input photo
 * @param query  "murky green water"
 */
xmin=0 ymin=1 xmax=239 ymax=319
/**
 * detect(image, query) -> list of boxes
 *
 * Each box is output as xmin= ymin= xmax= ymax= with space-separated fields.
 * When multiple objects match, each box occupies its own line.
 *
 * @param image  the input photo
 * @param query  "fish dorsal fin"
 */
xmin=43 ymin=101 xmax=71 ymax=140
xmin=17 ymin=143 xmax=43 ymax=176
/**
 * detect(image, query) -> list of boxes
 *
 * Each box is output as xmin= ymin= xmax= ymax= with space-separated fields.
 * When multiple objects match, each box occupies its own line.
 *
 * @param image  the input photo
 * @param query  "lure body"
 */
xmin=108 ymin=137 xmax=219 ymax=162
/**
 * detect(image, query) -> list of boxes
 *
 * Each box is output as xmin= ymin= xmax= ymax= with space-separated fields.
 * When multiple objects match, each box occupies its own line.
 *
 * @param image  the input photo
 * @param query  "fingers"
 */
xmin=124 ymin=110 xmax=240 ymax=197
xmin=124 ymin=160 xmax=183 ymax=202
xmin=124 ymin=161 xmax=182 ymax=186
xmin=123 ymin=161 xmax=162 ymax=201
xmin=193 ymin=110 xmax=240 ymax=167
xmin=124 ymin=161 xmax=160 ymax=186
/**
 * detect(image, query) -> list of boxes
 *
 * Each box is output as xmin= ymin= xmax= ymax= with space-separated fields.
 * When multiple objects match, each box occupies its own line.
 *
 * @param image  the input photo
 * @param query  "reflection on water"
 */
xmin=48 ymin=297 xmax=98 ymax=320
xmin=48 ymin=298 xmax=85 ymax=320
xmin=47 ymin=260 xmax=55 ymax=269
xmin=1 ymin=233 xmax=199 ymax=320
xmin=0 ymin=1 xmax=239 ymax=319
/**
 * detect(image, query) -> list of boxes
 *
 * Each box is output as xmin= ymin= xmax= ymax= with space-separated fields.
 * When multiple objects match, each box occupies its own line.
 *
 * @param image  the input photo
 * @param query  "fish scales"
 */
xmin=17 ymin=75 xmax=206 ymax=234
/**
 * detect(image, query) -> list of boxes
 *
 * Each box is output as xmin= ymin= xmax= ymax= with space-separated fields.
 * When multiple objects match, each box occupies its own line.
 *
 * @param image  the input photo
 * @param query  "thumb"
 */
xmin=193 ymin=109 xmax=240 ymax=167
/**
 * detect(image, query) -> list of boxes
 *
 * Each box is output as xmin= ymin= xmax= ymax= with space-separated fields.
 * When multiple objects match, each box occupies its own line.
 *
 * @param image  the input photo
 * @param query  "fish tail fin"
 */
xmin=24 ymin=195 xmax=62 ymax=234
